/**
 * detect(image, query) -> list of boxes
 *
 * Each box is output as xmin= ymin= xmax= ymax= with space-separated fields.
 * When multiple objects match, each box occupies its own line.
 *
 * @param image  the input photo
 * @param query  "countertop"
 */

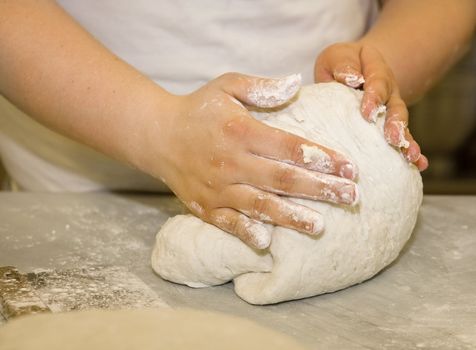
xmin=0 ymin=193 xmax=475 ymax=349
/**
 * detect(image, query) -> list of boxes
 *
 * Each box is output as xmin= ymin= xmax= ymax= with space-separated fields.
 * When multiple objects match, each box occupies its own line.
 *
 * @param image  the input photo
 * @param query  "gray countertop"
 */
xmin=0 ymin=193 xmax=475 ymax=349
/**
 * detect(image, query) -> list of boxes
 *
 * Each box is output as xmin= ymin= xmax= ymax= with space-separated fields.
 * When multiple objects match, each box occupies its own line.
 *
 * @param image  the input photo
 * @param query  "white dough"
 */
xmin=0 ymin=309 xmax=306 ymax=350
xmin=151 ymin=82 xmax=423 ymax=305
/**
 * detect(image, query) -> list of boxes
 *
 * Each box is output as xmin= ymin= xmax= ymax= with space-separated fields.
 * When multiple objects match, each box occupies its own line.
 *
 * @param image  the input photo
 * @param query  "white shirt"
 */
xmin=0 ymin=0 xmax=378 ymax=192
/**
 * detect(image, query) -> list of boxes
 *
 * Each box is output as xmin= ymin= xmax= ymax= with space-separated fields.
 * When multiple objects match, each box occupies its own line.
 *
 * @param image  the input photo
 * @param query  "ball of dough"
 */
xmin=151 ymin=82 xmax=422 ymax=305
xmin=0 ymin=309 xmax=306 ymax=350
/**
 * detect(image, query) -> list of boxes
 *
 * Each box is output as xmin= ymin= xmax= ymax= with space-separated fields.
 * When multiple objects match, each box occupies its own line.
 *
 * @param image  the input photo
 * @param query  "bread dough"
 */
xmin=151 ymin=82 xmax=423 ymax=305
xmin=0 ymin=308 xmax=306 ymax=350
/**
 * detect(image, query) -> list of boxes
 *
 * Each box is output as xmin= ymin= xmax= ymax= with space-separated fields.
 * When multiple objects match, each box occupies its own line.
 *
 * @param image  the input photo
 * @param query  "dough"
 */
xmin=0 ymin=309 xmax=306 ymax=350
xmin=151 ymin=82 xmax=423 ymax=305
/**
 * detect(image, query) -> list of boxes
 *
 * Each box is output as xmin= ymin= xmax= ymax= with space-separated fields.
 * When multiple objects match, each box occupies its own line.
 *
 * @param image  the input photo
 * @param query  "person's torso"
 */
xmin=0 ymin=0 xmax=377 ymax=191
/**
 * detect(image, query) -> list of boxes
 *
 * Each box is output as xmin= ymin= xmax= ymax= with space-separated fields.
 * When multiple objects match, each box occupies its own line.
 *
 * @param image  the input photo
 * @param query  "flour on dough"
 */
xmin=151 ymin=82 xmax=423 ymax=305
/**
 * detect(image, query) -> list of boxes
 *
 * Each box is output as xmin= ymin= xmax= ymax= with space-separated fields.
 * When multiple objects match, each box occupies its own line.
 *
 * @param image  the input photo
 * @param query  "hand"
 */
xmin=315 ymin=42 xmax=428 ymax=171
xmin=140 ymin=73 xmax=360 ymax=249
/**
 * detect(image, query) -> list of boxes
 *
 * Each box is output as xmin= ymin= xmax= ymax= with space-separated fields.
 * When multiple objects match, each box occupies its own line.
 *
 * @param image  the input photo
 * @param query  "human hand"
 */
xmin=141 ymin=73 xmax=360 ymax=249
xmin=315 ymin=42 xmax=428 ymax=171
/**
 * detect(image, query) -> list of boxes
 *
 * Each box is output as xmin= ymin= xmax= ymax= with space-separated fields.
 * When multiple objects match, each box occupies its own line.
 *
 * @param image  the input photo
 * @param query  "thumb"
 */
xmin=217 ymin=72 xmax=302 ymax=108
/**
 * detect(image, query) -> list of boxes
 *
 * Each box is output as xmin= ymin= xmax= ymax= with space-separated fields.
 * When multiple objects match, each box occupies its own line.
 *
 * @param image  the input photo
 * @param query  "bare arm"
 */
xmin=316 ymin=0 xmax=476 ymax=171
xmin=0 ymin=0 xmax=173 ymax=164
xmin=362 ymin=0 xmax=476 ymax=104
xmin=0 ymin=1 xmax=360 ymax=248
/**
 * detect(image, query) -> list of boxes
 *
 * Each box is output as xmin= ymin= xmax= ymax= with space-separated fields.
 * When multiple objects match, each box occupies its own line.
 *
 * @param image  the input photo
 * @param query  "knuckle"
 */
xmin=211 ymin=212 xmax=229 ymax=231
xmin=366 ymin=76 xmax=391 ymax=98
xmin=390 ymin=98 xmax=407 ymax=112
xmin=326 ymin=42 xmax=351 ymax=52
xmin=251 ymin=194 xmax=269 ymax=217
xmin=273 ymin=166 xmax=296 ymax=192
xmin=388 ymin=101 xmax=408 ymax=121
xmin=284 ymin=135 xmax=304 ymax=163
xmin=218 ymin=72 xmax=240 ymax=83
xmin=230 ymin=214 xmax=246 ymax=237
xmin=335 ymin=61 xmax=360 ymax=74
xmin=222 ymin=116 xmax=250 ymax=140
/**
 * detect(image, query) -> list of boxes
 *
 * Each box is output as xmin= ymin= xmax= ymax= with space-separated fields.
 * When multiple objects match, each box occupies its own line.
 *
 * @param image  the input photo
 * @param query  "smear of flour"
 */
xmin=393 ymin=121 xmax=410 ymax=149
xmin=317 ymin=174 xmax=359 ymax=206
xmin=319 ymin=181 xmax=358 ymax=206
xmin=247 ymin=193 xmax=324 ymax=235
xmin=242 ymin=218 xmax=271 ymax=249
xmin=344 ymin=74 xmax=365 ymax=88
xmin=334 ymin=69 xmax=365 ymax=88
xmin=300 ymin=144 xmax=334 ymax=173
xmin=396 ymin=122 xmax=410 ymax=148
xmin=369 ymin=104 xmax=387 ymax=123
xmin=247 ymin=74 xmax=302 ymax=108
xmin=289 ymin=206 xmax=324 ymax=235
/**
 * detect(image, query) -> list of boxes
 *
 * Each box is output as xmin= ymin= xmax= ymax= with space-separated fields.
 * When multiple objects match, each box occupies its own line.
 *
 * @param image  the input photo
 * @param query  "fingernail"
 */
xmin=246 ymin=221 xmax=272 ymax=249
xmin=247 ymin=73 xmax=302 ymax=108
xmin=339 ymin=162 xmax=359 ymax=180
xmin=290 ymin=208 xmax=324 ymax=235
xmin=339 ymin=183 xmax=360 ymax=206
xmin=320 ymin=179 xmax=359 ymax=206
xmin=405 ymin=148 xmax=421 ymax=163
xmin=369 ymin=104 xmax=386 ymax=123
xmin=344 ymin=74 xmax=365 ymax=88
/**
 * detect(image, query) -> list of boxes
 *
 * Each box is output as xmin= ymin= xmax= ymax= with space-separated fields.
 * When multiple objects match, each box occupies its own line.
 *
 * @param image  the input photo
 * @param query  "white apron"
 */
xmin=0 ymin=0 xmax=377 ymax=191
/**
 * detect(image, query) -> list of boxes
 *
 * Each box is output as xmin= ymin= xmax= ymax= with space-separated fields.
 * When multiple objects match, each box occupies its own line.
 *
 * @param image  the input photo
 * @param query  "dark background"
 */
xmin=409 ymin=37 xmax=476 ymax=194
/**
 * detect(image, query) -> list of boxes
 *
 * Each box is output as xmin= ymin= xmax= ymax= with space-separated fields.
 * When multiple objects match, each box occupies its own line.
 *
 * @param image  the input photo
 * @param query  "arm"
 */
xmin=363 ymin=0 xmax=476 ymax=104
xmin=0 ymin=0 xmax=171 ymax=165
xmin=0 ymin=1 xmax=359 ymax=248
xmin=315 ymin=0 xmax=476 ymax=171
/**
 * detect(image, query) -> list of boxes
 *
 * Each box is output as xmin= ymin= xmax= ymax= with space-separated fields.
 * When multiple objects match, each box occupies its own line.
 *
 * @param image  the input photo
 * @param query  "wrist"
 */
xmin=118 ymin=82 xmax=181 ymax=181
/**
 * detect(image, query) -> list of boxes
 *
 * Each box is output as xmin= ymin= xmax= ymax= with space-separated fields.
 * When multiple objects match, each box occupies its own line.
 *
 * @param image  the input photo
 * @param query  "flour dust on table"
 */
xmin=151 ymin=82 xmax=423 ymax=305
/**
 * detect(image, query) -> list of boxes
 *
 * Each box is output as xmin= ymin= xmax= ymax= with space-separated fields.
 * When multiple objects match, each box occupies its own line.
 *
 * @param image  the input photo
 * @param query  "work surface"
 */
xmin=0 ymin=193 xmax=475 ymax=349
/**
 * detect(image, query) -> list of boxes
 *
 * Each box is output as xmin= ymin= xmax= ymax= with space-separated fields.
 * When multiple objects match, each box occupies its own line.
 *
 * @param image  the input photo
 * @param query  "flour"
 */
xmin=300 ymin=144 xmax=333 ymax=173
xmin=369 ymin=104 xmax=386 ymax=123
xmin=241 ymin=216 xmax=272 ymax=249
xmin=344 ymin=74 xmax=365 ymax=88
xmin=151 ymin=83 xmax=422 ymax=305
xmin=394 ymin=121 xmax=411 ymax=148
xmin=247 ymin=74 xmax=302 ymax=108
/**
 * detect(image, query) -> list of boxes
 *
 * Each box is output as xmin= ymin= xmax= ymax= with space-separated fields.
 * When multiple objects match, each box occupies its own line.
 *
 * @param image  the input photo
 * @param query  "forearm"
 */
xmin=0 ymin=0 xmax=174 ymax=166
xmin=359 ymin=0 xmax=476 ymax=104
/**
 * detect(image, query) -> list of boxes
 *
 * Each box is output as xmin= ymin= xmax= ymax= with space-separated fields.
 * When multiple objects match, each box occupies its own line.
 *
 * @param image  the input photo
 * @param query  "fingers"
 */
xmin=214 ymin=71 xmax=358 ymax=180
xmin=216 ymin=72 xmax=302 ymax=109
xmin=242 ymin=120 xmax=358 ymax=180
xmin=384 ymin=91 xmax=428 ymax=169
xmin=402 ymin=128 xmax=428 ymax=169
xmin=209 ymin=208 xmax=272 ymax=249
xmin=415 ymin=154 xmax=429 ymax=171
xmin=383 ymin=93 xmax=410 ymax=148
xmin=360 ymin=46 xmax=395 ymax=123
xmin=222 ymin=184 xmax=324 ymax=236
xmin=359 ymin=46 xmax=428 ymax=171
xmin=239 ymin=155 xmax=359 ymax=206
xmin=315 ymin=43 xmax=365 ymax=88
